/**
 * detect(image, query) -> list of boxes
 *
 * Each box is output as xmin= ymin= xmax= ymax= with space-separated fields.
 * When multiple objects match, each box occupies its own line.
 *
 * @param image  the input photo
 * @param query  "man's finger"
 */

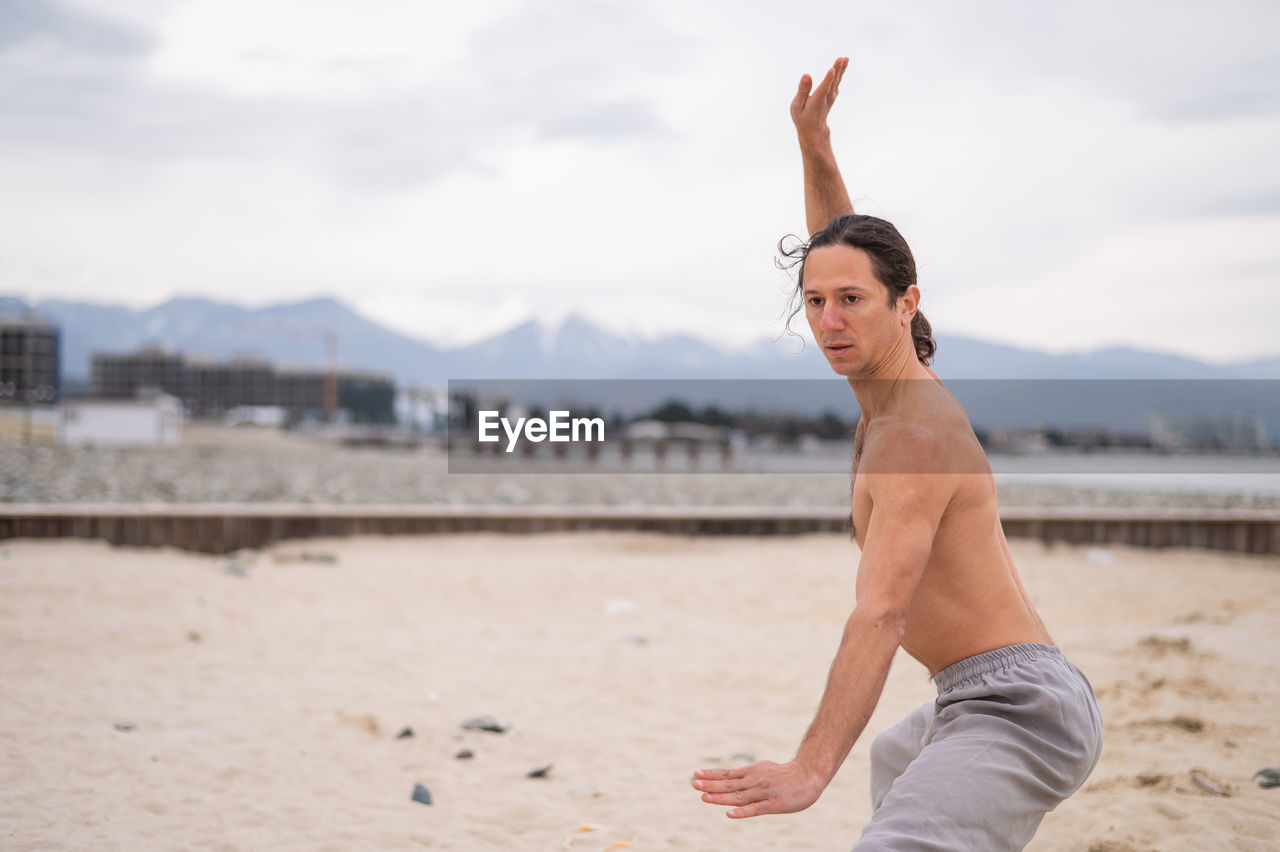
xmin=703 ymin=784 xmax=774 ymax=807
xmin=831 ymin=56 xmax=848 ymax=98
xmin=692 ymin=775 xmax=752 ymax=794
xmin=727 ymin=799 xmax=776 ymax=819
xmin=812 ymin=64 xmax=837 ymax=102
xmin=694 ymin=767 xmax=746 ymax=781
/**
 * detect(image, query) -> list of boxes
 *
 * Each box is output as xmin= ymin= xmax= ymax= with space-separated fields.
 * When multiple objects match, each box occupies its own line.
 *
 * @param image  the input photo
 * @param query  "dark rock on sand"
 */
xmin=1254 ymin=768 xmax=1280 ymax=788
xmin=527 ymin=764 xmax=553 ymax=779
xmin=461 ymin=716 xmax=507 ymax=734
xmin=397 ymin=727 xmax=414 ymax=739
xmin=113 ymin=722 xmax=137 ymax=732
xmin=411 ymin=783 xmax=432 ymax=805
xmin=455 ymin=749 xmax=474 ymax=759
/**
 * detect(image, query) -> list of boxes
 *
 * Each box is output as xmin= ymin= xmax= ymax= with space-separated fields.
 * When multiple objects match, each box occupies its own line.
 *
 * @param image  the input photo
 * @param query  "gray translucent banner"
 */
xmin=446 ymin=379 xmax=1280 ymax=475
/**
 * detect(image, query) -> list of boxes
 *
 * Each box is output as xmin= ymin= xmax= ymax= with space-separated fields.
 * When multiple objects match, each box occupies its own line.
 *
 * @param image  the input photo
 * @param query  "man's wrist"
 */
xmin=792 ymin=749 xmax=836 ymax=791
xmin=797 ymin=128 xmax=833 ymax=153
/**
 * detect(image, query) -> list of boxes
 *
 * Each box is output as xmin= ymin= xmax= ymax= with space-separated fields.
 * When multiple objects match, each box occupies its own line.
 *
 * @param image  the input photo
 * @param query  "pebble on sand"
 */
xmin=1253 ymin=768 xmax=1280 ymax=789
xmin=461 ymin=716 xmax=507 ymax=734
xmin=411 ymin=784 xmax=432 ymax=805
xmin=396 ymin=727 xmax=414 ymax=739
xmin=527 ymin=764 xmax=553 ymax=779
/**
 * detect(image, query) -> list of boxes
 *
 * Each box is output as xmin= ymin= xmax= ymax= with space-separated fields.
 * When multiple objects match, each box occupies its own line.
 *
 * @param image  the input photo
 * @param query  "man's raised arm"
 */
xmin=791 ymin=56 xmax=854 ymax=237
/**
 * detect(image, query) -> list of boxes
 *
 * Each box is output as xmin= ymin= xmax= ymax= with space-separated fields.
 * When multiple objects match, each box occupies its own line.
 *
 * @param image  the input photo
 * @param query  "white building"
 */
xmin=60 ymin=391 xmax=184 ymax=446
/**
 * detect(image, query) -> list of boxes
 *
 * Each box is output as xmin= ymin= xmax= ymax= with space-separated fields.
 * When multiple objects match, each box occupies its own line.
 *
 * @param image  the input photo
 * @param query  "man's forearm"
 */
xmin=794 ymin=606 xmax=903 ymax=785
xmin=800 ymin=135 xmax=854 ymax=237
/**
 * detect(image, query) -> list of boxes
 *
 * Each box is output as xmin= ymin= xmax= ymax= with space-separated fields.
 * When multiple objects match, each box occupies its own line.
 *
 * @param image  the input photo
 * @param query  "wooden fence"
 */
xmin=2 ymin=503 xmax=1277 ymax=556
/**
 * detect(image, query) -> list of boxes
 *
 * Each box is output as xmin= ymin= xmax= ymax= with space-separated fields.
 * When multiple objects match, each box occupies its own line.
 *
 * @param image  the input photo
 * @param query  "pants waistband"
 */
xmin=932 ymin=642 xmax=1062 ymax=694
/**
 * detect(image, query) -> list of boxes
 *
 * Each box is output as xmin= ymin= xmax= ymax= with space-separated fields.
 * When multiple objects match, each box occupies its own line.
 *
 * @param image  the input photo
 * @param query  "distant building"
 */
xmin=0 ymin=313 xmax=60 ymax=406
xmin=91 ymin=348 xmax=395 ymax=423
xmin=1148 ymin=412 xmax=1269 ymax=450
xmin=60 ymin=390 xmax=184 ymax=446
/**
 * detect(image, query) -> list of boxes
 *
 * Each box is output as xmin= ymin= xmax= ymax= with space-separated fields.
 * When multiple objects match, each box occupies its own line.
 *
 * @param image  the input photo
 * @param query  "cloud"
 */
xmin=0 ymin=0 xmax=151 ymax=54
xmin=0 ymin=0 xmax=686 ymax=189
xmin=918 ymin=0 xmax=1280 ymax=124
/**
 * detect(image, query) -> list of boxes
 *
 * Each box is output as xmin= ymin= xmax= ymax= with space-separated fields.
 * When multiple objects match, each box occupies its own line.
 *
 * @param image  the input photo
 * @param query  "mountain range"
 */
xmin=5 ymin=294 xmax=1278 ymax=385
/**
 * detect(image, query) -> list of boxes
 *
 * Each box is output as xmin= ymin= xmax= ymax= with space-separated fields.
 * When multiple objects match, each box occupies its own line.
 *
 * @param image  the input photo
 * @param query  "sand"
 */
xmin=1 ymin=533 xmax=1278 ymax=850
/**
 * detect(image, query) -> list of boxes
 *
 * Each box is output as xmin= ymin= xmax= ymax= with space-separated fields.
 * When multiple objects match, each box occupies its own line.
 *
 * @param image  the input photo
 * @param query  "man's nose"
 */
xmin=819 ymin=304 xmax=843 ymax=330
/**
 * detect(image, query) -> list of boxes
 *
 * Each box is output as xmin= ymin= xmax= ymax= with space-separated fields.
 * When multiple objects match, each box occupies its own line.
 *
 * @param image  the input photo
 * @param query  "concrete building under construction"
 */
xmin=91 ymin=348 xmax=394 ymax=423
xmin=0 ymin=313 xmax=60 ymax=406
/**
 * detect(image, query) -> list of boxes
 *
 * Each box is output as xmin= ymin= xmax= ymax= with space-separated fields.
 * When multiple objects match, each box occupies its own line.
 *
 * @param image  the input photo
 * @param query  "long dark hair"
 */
xmin=780 ymin=214 xmax=936 ymax=365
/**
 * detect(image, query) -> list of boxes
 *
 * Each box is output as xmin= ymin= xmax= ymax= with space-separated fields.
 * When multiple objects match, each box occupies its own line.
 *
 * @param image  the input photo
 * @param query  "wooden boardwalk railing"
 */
xmin=1 ymin=503 xmax=1277 ymax=556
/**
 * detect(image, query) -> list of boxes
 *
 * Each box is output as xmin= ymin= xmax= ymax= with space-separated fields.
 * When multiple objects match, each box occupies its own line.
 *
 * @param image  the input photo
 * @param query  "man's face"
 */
xmin=802 ymin=244 xmax=911 ymax=377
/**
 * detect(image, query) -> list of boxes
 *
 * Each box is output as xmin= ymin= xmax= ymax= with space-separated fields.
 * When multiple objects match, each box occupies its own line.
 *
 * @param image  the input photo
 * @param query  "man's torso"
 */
xmin=850 ymin=381 xmax=1053 ymax=676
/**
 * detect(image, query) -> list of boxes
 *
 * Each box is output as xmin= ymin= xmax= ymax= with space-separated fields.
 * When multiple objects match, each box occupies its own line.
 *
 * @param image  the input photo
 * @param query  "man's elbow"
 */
xmin=845 ymin=601 xmax=909 ymax=644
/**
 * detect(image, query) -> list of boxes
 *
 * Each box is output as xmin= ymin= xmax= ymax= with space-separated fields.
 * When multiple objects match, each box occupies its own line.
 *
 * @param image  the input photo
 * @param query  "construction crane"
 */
xmin=240 ymin=322 xmax=340 ymax=419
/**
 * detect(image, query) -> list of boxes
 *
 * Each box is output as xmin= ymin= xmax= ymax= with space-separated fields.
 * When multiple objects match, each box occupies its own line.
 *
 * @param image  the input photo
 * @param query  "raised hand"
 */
xmin=790 ymin=56 xmax=849 ymax=146
xmin=692 ymin=760 xmax=827 ymax=819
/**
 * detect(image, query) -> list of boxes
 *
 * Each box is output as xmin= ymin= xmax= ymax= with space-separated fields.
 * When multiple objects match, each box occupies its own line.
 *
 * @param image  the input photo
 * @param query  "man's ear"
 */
xmin=899 ymin=285 xmax=921 ymax=326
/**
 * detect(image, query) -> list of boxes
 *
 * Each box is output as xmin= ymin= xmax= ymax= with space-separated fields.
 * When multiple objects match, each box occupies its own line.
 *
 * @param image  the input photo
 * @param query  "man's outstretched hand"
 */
xmin=790 ymin=56 xmax=848 ymax=147
xmin=692 ymin=760 xmax=827 ymax=819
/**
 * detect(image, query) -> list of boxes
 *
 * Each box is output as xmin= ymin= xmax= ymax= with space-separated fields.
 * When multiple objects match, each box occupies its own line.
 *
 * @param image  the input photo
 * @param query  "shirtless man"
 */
xmin=691 ymin=58 xmax=1103 ymax=849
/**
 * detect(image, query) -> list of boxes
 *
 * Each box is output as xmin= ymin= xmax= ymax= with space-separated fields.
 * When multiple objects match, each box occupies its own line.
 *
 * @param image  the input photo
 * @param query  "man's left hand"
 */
xmin=692 ymin=760 xmax=826 ymax=819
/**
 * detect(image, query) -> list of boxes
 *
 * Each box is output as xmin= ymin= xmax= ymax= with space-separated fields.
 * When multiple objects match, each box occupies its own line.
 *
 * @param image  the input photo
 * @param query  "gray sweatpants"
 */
xmin=854 ymin=643 xmax=1103 ymax=851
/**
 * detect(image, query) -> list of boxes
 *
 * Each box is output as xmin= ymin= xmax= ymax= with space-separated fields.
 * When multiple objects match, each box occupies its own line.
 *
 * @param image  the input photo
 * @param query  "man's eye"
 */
xmin=807 ymin=298 xmax=822 ymax=308
xmin=844 ymin=295 xmax=859 ymax=303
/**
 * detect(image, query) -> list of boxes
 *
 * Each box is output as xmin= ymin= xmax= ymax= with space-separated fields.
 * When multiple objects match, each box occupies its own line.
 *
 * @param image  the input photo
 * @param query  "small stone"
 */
xmin=527 ymin=764 xmax=553 ymax=779
xmin=397 ymin=727 xmax=414 ymax=739
xmin=1253 ymin=768 xmax=1280 ymax=789
xmin=460 ymin=716 xmax=507 ymax=734
xmin=411 ymin=783 xmax=432 ymax=805
xmin=455 ymin=749 xmax=474 ymax=760
xmin=1189 ymin=768 xmax=1229 ymax=797
xmin=114 ymin=722 xmax=137 ymax=733
xmin=187 ymin=631 xmax=202 ymax=642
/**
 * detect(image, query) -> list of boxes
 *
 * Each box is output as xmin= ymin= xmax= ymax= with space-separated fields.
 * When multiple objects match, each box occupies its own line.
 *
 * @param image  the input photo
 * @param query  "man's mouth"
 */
xmin=825 ymin=343 xmax=853 ymax=353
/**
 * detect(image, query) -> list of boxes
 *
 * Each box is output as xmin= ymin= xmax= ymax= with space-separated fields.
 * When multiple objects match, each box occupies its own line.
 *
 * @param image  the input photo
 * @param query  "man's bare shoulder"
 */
xmin=859 ymin=417 xmax=948 ymax=476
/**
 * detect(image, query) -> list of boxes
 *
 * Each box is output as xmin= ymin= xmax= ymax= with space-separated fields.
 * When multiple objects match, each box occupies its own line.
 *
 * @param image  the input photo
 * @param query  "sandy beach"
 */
xmin=2 ymin=532 xmax=1278 ymax=850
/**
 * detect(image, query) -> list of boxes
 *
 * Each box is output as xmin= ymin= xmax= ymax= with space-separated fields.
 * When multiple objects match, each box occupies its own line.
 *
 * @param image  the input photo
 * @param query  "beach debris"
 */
xmin=455 ymin=749 xmax=474 ymax=760
xmin=1136 ymin=635 xmax=1193 ymax=656
xmin=1136 ymin=773 xmax=1164 ymax=787
xmin=527 ymin=764 xmax=553 ymax=779
xmin=562 ymin=823 xmax=612 ymax=848
xmin=223 ymin=560 xmax=248 ymax=578
xmin=1189 ymin=768 xmax=1230 ymax=797
xmin=410 ymin=783 xmax=433 ymax=805
xmin=336 ymin=710 xmax=381 ymax=735
xmin=273 ymin=551 xmax=338 ymax=565
xmin=397 ymin=727 xmax=414 ymax=739
xmin=461 ymin=715 xmax=507 ymax=734
xmin=602 ymin=843 xmax=632 ymax=851
xmin=1253 ymin=768 xmax=1280 ymax=789
xmin=1084 ymin=547 xmax=1114 ymax=565
xmin=187 ymin=630 xmax=202 ymax=642
xmin=604 ymin=598 xmax=637 ymax=616
xmin=113 ymin=722 xmax=137 ymax=733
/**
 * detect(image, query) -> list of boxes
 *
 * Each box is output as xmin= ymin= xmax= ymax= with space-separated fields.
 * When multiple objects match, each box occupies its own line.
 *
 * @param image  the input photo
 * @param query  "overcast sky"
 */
xmin=2 ymin=0 xmax=1278 ymax=362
